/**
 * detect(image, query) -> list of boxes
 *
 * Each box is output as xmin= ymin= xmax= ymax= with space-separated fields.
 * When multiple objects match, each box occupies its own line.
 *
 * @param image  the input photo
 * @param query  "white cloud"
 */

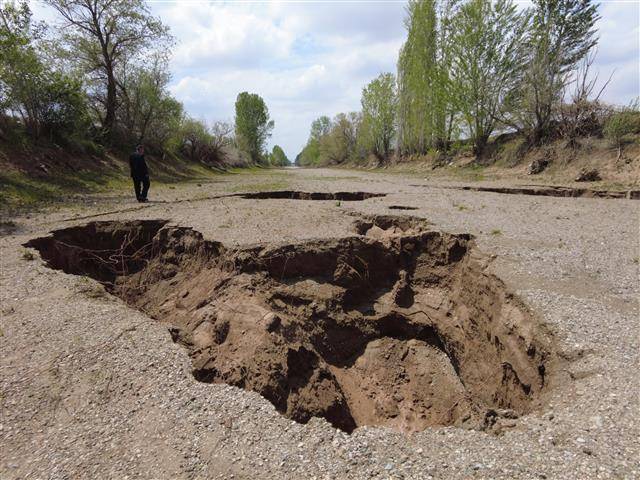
xmin=152 ymin=1 xmax=407 ymax=157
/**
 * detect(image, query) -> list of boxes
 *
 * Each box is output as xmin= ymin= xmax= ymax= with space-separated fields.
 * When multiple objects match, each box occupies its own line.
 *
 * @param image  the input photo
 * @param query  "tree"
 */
xmin=44 ymin=0 xmax=171 ymax=142
xmin=296 ymin=139 xmax=320 ymax=166
xmin=309 ymin=116 xmax=331 ymax=141
xmin=268 ymin=145 xmax=289 ymax=166
xmin=450 ymin=0 xmax=528 ymax=155
xmin=397 ymin=0 xmax=460 ymax=154
xmin=117 ymin=54 xmax=182 ymax=147
xmin=507 ymin=0 xmax=600 ymax=143
xmin=360 ymin=72 xmax=397 ymax=158
xmin=0 ymin=1 xmax=88 ymax=140
xmin=604 ymin=100 xmax=640 ymax=160
xmin=318 ymin=112 xmax=360 ymax=165
xmin=234 ymin=92 xmax=274 ymax=163
xmin=397 ymin=0 xmax=437 ymax=155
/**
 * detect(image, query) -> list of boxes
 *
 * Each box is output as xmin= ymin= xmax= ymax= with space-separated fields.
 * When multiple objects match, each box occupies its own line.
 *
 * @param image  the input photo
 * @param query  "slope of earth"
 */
xmin=371 ymin=135 xmax=640 ymax=189
xmin=1 ymin=167 xmax=638 ymax=479
xmin=0 ymin=140 xmax=229 ymax=214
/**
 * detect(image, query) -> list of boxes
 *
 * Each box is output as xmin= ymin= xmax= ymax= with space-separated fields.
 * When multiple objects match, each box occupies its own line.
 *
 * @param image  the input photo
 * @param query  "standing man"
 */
xmin=129 ymin=144 xmax=150 ymax=202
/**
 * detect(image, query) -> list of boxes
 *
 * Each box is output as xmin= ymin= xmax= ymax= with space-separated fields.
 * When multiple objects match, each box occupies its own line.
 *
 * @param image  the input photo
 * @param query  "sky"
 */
xmin=33 ymin=0 xmax=640 ymax=159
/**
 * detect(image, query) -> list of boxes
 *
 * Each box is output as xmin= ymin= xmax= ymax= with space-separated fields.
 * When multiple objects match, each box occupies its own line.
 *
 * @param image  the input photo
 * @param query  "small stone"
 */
xmin=384 ymin=463 xmax=394 ymax=471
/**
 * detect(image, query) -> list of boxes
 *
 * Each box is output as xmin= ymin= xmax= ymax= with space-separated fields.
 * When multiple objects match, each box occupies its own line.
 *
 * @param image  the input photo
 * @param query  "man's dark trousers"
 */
xmin=133 ymin=175 xmax=150 ymax=201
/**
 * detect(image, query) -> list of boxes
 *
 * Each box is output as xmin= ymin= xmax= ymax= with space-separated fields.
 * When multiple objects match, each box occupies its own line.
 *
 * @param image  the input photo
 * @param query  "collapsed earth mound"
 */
xmin=26 ymin=216 xmax=554 ymax=433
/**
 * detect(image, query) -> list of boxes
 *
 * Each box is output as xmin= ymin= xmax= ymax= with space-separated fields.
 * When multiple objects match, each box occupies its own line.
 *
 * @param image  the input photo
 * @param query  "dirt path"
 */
xmin=1 ymin=168 xmax=638 ymax=479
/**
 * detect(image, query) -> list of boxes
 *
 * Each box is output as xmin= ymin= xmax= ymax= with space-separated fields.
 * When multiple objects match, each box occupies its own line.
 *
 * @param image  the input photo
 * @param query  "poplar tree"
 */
xmin=507 ymin=0 xmax=600 ymax=142
xmin=360 ymin=72 xmax=397 ymax=158
xmin=450 ymin=0 xmax=528 ymax=154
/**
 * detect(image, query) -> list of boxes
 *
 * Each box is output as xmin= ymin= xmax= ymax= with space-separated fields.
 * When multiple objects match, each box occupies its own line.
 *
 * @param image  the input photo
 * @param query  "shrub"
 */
xmin=603 ymin=100 xmax=640 ymax=159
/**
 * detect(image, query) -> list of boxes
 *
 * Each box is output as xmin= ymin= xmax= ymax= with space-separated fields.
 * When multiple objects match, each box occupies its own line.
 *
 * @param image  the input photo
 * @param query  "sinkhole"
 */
xmin=25 ymin=216 xmax=555 ymax=433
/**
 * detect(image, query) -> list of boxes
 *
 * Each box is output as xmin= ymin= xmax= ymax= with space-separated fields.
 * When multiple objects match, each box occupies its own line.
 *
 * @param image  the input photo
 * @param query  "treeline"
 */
xmin=0 ymin=1 xmax=286 ymax=168
xmin=297 ymin=0 xmax=639 ymax=166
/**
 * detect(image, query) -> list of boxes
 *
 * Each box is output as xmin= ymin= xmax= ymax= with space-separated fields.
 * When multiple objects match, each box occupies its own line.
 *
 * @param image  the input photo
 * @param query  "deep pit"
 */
xmin=25 ymin=216 xmax=554 ymax=433
xmin=239 ymin=191 xmax=386 ymax=201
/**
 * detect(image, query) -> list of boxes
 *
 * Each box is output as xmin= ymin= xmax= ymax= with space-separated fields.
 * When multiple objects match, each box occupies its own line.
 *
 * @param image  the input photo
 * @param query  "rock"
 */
xmin=575 ymin=168 xmax=601 ymax=182
xmin=528 ymin=158 xmax=549 ymax=175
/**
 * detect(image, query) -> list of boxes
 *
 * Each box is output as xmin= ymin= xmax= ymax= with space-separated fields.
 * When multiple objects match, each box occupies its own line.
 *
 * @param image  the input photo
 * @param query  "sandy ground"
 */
xmin=1 ymin=167 xmax=639 ymax=479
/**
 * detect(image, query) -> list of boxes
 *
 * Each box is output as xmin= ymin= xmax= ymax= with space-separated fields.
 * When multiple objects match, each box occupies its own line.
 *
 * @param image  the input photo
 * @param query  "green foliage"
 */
xmin=44 ymin=0 xmax=172 ymax=142
xmin=268 ymin=145 xmax=290 ymax=166
xmin=312 ymin=0 xmax=606 ymax=165
xmin=296 ymin=112 xmax=362 ymax=166
xmin=397 ymin=0 xmax=459 ymax=154
xmin=296 ymin=139 xmax=320 ymax=166
xmin=506 ymin=0 xmax=600 ymax=142
xmin=397 ymin=0 xmax=438 ymax=154
xmin=449 ymin=0 xmax=528 ymax=154
xmin=38 ymin=72 xmax=89 ymax=140
xmin=116 ymin=55 xmax=183 ymax=147
xmin=360 ymin=72 xmax=397 ymax=158
xmin=0 ymin=1 xmax=89 ymax=141
xmin=319 ymin=112 xmax=361 ymax=165
xmin=310 ymin=116 xmax=331 ymax=141
xmin=165 ymin=117 xmax=241 ymax=167
xmin=234 ymin=92 xmax=274 ymax=163
xmin=604 ymin=100 xmax=640 ymax=157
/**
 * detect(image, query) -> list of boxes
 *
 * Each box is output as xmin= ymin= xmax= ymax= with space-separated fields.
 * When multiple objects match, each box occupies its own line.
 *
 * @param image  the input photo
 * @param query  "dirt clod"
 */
xmin=25 ymin=217 xmax=555 ymax=433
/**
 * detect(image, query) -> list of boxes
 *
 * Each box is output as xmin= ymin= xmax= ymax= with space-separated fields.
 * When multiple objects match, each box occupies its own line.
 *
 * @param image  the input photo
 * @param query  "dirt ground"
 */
xmin=1 ymin=167 xmax=639 ymax=479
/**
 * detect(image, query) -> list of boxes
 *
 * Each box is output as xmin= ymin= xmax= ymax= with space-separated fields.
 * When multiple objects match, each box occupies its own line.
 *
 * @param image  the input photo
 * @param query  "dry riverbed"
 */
xmin=1 ymin=168 xmax=638 ymax=479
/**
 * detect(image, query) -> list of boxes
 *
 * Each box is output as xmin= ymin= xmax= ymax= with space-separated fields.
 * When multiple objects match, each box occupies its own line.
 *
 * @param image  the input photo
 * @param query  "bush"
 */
xmin=38 ymin=73 xmax=90 ymax=141
xmin=603 ymin=100 xmax=640 ymax=158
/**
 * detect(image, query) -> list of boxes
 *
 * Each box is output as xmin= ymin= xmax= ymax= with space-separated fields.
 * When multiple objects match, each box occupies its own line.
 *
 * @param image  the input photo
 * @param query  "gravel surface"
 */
xmin=1 ymin=167 xmax=639 ymax=479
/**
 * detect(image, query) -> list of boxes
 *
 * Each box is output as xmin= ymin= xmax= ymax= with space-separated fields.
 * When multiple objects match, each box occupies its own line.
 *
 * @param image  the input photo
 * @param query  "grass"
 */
xmin=449 ymin=163 xmax=487 ymax=182
xmin=0 ymin=153 xmax=230 ymax=214
xmin=0 ymin=167 xmax=129 ymax=213
xmin=453 ymin=202 xmax=469 ymax=211
xmin=490 ymin=229 xmax=503 ymax=236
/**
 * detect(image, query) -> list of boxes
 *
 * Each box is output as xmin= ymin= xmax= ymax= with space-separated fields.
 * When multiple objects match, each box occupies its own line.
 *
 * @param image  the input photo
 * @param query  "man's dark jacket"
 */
xmin=129 ymin=152 xmax=148 ymax=179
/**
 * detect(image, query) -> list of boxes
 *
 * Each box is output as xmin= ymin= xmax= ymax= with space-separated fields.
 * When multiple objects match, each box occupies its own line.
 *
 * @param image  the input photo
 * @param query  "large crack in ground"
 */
xmin=239 ymin=191 xmax=386 ymax=201
xmin=25 ymin=215 xmax=555 ymax=433
xmin=419 ymin=184 xmax=640 ymax=199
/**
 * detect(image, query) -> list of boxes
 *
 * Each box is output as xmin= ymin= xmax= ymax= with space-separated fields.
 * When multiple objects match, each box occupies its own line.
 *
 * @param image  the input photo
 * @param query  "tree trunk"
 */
xmin=103 ymin=69 xmax=117 ymax=142
xmin=474 ymin=134 xmax=489 ymax=157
